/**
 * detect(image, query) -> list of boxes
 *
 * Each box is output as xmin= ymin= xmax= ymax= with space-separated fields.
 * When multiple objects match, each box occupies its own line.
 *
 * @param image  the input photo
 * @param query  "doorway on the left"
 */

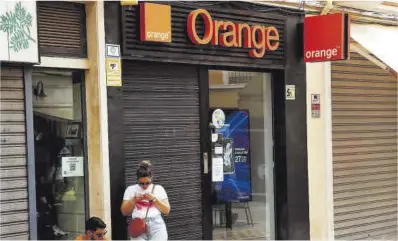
xmin=33 ymin=69 xmax=87 ymax=240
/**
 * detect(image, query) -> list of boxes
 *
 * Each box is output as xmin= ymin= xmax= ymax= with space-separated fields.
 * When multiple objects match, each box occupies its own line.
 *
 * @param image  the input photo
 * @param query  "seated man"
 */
xmin=76 ymin=217 xmax=107 ymax=240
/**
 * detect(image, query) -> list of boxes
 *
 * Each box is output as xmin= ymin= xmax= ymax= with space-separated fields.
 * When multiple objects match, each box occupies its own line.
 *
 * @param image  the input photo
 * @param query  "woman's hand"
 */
xmin=143 ymin=193 xmax=156 ymax=201
xmin=133 ymin=195 xmax=143 ymax=202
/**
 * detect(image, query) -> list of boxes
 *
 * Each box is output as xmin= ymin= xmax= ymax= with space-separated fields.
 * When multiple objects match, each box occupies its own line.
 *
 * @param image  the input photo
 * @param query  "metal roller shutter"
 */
xmin=331 ymin=52 xmax=398 ymax=240
xmin=122 ymin=62 xmax=203 ymax=239
xmin=0 ymin=66 xmax=29 ymax=239
xmin=37 ymin=1 xmax=87 ymax=58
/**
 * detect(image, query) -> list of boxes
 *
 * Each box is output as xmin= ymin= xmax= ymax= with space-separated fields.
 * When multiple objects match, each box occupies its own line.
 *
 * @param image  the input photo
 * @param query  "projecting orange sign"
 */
xmin=187 ymin=9 xmax=280 ymax=58
xmin=140 ymin=3 xmax=172 ymax=43
xmin=304 ymin=13 xmax=350 ymax=62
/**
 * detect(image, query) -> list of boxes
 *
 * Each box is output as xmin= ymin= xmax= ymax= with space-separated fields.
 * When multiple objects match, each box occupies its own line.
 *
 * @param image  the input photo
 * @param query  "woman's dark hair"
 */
xmin=137 ymin=160 xmax=152 ymax=179
xmin=86 ymin=216 xmax=106 ymax=232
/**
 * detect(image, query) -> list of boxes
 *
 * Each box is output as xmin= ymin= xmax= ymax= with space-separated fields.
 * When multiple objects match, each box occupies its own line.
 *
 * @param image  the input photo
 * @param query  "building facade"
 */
xmin=1 ymin=1 xmax=396 ymax=240
xmin=105 ymin=1 xmax=309 ymax=240
xmin=1 ymin=1 xmax=111 ymax=239
xmin=306 ymin=21 xmax=397 ymax=241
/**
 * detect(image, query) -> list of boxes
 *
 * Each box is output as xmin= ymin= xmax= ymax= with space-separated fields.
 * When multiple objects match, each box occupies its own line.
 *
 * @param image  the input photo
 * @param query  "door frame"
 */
xmin=198 ymin=67 xmax=213 ymax=240
xmin=199 ymin=68 xmax=282 ymax=240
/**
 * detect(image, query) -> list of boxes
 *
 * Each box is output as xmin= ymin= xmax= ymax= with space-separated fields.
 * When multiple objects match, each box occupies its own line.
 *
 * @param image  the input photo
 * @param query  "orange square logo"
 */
xmin=140 ymin=3 xmax=172 ymax=43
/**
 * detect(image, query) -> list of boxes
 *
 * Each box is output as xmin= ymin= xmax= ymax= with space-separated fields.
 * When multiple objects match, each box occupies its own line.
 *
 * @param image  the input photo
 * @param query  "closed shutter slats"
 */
xmin=123 ymin=62 xmax=202 ymax=240
xmin=336 ymin=227 xmax=397 ymax=241
xmin=335 ymin=205 xmax=397 ymax=221
xmin=0 ymin=66 xmax=29 ymax=239
xmin=334 ymin=185 xmax=397 ymax=199
xmin=333 ymin=138 xmax=398 ymax=147
xmin=0 ymin=101 xmax=25 ymax=111
xmin=332 ymin=80 xmax=397 ymax=88
xmin=0 ymin=157 xmax=26 ymax=168
xmin=334 ymin=199 xmax=397 ymax=214
xmin=332 ymin=53 xmax=398 ymax=240
xmin=334 ymin=171 xmax=396 ymax=185
xmin=332 ymin=65 xmax=389 ymax=75
xmin=332 ymin=124 xmax=397 ymax=132
xmin=334 ymin=213 xmax=397 ymax=230
xmin=332 ymin=73 xmax=393 ymax=81
xmin=38 ymin=2 xmax=86 ymax=57
xmin=333 ymin=158 xmax=397 ymax=169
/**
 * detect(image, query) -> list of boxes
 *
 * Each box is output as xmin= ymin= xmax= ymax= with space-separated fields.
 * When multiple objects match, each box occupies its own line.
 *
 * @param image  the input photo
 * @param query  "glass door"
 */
xmin=33 ymin=69 xmax=87 ymax=240
xmin=208 ymin=70 xmax=275 ymax=240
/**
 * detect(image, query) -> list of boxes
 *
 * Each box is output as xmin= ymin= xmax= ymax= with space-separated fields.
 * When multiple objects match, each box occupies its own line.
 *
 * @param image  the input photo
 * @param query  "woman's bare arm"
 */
xmin=153 ymin=198 xmax=170 ymax=215
xmin=121 ymin=197 xmax=138 ymax=216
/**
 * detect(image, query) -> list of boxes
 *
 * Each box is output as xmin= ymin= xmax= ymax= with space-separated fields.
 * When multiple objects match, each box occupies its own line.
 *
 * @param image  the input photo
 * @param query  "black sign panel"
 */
xmin=122 ymin=2 xmax=287 ymax=69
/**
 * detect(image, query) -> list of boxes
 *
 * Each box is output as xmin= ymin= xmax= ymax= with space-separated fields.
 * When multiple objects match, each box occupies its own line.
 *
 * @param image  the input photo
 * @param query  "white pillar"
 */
xmin=306 ymin=62 xmax=335 ymax=240
xmin=85 ymin=0 xmax=112 ymax=236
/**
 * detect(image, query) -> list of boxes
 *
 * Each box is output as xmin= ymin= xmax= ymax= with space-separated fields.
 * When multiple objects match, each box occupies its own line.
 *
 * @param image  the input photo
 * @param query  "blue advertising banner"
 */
xmin=214 ymin=109 xmax=252 ymax=202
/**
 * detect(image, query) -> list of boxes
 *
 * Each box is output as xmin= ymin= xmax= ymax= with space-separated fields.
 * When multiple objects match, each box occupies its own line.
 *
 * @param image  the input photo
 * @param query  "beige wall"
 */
xmin=306 ymin=62 xmax=334 ymax=240
xmin=209 ymin=90 xmax=239 ymax=108
xmin=84 ymin=0 xmax=112 ymax=235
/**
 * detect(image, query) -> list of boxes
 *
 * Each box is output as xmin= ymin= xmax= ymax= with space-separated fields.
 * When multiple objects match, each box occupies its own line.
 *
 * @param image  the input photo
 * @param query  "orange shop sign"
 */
xmin=140 ymin=3 xmax=172 ymax=43
xmin=304 ymin=13 xmax=350 ymax=62
xmin=187 ymin=9 xmax=280 ymax=58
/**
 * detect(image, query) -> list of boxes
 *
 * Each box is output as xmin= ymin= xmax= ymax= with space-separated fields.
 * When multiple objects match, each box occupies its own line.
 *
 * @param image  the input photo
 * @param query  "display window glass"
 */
xmin=32 ymin=69 xmax=87 ymax=240
xmin=209 ymin=70 xmax=275 ymax=240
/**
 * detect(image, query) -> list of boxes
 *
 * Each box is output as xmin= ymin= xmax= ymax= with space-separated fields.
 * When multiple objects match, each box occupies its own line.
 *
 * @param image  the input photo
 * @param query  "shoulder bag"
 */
xmin=128 ymin=184 xmax=156 ymax=238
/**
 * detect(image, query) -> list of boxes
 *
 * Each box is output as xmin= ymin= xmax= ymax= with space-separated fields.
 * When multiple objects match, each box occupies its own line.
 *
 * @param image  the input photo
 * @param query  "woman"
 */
xmin=121 ymin=161 xmax=170 ymax=241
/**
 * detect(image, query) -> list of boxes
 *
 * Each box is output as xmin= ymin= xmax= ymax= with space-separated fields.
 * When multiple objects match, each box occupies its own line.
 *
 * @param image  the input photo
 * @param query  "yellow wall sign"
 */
xmin=106 ymin=58 xmax=122 ymax=86
xmin=120 ymin=0 xmax=138 ymax=6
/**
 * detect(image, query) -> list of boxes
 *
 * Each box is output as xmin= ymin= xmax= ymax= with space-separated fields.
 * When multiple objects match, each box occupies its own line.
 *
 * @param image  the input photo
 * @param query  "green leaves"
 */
xmin=15 ymin=2 xmax=31 ymax=28
xmin=0 ymin=1 xmax=35 ymax=53
xmin=10 ymin=30 xmax=29 ymax=52
xmin=0 ymin=11 xmax=17 ymax=34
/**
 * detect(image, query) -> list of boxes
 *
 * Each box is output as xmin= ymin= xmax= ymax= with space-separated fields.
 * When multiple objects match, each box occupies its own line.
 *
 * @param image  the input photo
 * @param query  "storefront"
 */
xmin=0 ymin=1 xmax=39 ymax=239
xmin=330 ymin=51 xmax=397 ymax=240
xmin=1 ymin=1 xmax=107 ymax=240
xmin=304 ymin=15 xmax=397 ymax=240
xmin=33 ymin=2 xmax=89 ymax=239
xmin=330 ymin=24 xmax=398 ymax=240
xmin=106 ymin=1 xmax=309 ymax=240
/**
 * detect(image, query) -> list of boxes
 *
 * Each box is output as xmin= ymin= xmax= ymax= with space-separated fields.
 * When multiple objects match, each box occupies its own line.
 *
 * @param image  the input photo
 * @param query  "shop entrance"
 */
xmin=32 ymin=69 xmax=87 ymax=240
xmin=121 ymin=61 xmax=204 ymax=240
xmin=208 ymin=70 xmax=275 ymax=240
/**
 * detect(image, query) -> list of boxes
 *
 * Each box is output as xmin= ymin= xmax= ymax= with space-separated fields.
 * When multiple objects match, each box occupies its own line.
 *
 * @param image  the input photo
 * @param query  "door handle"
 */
xmin=203 ymin=152 xmax=208 ymax=174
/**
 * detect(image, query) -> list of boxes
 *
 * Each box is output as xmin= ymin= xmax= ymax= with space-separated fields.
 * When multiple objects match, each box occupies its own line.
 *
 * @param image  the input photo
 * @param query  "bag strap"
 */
xmin=144 ymin=184 xmax=156 ymax=219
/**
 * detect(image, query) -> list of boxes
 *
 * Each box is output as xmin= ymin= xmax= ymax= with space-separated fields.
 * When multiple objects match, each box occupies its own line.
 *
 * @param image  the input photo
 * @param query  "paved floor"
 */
xmin=212 ymin=201 xmax=271 ymax=240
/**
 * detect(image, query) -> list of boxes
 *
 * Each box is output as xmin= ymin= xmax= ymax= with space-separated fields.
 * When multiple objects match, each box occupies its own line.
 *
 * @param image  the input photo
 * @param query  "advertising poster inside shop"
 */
xmin=212 ymin=109 xmax=252 ymax=202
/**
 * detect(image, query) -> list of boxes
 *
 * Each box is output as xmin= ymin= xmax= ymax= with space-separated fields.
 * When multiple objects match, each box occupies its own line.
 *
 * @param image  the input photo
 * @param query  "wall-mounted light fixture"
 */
xmin=33 ymin=81 xmax=47 ymax=100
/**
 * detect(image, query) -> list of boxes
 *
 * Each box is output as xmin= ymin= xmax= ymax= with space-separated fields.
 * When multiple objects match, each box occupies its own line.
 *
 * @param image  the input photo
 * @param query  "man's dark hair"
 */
xmin=86 ymin=217 xmax=106 ymax=232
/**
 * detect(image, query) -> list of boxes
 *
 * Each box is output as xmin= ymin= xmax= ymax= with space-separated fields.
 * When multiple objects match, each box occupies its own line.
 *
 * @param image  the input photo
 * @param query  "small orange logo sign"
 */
xmin=140 ymin=3 xmax=172 ymax=43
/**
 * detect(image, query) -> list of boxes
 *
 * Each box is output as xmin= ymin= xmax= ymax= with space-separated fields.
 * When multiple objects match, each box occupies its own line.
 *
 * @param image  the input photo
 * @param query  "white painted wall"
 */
xmin=306 ymin=62 xmax=335 ymax=240
xmin=0 ymin=1 xmax=39 ymax=63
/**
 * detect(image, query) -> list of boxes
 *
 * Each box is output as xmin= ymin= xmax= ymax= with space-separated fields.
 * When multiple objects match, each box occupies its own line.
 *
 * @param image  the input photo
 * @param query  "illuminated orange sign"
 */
xmin=187 ymin=9 xmax=280 ymax=58
xmin=140 ymin=3 xmax=172 ymax=43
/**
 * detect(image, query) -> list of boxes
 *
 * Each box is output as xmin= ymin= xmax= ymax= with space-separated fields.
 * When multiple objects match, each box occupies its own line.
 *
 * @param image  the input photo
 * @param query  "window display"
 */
xmin=211 ymin=109 xmax=252 ymax=202
xmin=33 ymin=69 xmax=86 ymax=240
